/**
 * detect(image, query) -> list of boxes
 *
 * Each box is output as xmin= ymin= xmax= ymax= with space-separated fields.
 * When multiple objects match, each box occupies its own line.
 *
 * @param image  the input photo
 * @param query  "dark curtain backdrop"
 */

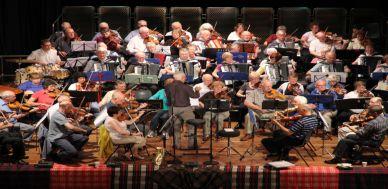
xmin=0 ymin=0 xmax=386 ymax=55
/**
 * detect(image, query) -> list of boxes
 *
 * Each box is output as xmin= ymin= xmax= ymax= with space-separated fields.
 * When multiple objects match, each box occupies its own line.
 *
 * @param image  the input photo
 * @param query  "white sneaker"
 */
xmin=147 ymin=131 xmax=156 ymax=138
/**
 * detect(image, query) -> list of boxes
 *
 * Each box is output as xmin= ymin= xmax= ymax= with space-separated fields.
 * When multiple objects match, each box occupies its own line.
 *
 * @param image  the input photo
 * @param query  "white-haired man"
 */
xmin=165 ymin=22 xmax=193 ymax=42
xmin=265 ymin=30 xmax=287 ymax=54
xmin=83 ymin=47 xmax=111 ymax=72
xmin=126 ymin=27 xmax=149 ymax=54
xmin=92 ymin=22 xmax=122 ymax=41
xmin=124 ymin=20 xmax=147 ymax=43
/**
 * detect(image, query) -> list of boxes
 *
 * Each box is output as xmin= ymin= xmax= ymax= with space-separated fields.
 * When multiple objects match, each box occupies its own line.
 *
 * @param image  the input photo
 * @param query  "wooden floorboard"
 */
xmin=24 ymin=123 xmax=388 ymax=167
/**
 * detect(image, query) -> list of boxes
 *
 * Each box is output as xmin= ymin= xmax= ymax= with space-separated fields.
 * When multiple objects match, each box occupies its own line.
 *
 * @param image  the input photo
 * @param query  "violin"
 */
xmin=8 ymin=101 xmax=31 ymax=112
xmin=330 ymin=83 xmax=347 ymax=96
xmin=264 ymin=89 xmax=287 ymax=100
xmin=66 ymin=107 xmax=94 ymax=124
xmin=214 ymin=90 xmax=231 ymax=100
xmin=280 ymin=115 xmax=303 ymax=122
xmin=359 ymin=89 xmax=374 ymax=98
xmin=104 ymin=31 xmax=122 ymax=51
xmin=287 ymin=83 xmax=303 ymax=96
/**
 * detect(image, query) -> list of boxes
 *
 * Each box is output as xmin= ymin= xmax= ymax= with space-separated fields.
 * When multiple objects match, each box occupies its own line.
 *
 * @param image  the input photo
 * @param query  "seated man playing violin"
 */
xmin=241 ymin=80 xmax=285 ymax=141
xmin=126 ymin=27 xmax=150 ymax=54
xmin=338 ymin=97 xmax=383 ymax=140
xmin=326 ymin=105 xmax=388 ymax=164
xmin=262 ymin=104 xmax=318 ymax=160
xmin=95 ymin=29 xmax=122 ymax=52
xmin=92 ymin=22 xmax=122 ymax=41
xmin=99 ymin=80 xmax=129 ymax=109
xmin=165 ymin=21 xmax=193 ymax=42
xmin=0 ymin=90 xmax=35 ymax=141
xmin=54 ymin=28 xmax=81 ymax=60
xmin=199 ymin=81 xmax=231 ymax=141
xmin=0 ymin=120 xmax=27 ymax=164
xmin=47 ymin=100 xmax=89 ymax=163
xmin=233 ymin=31 xmax=260 ymax=59
xmin=277 ymin=73 xmax=304 ymax=96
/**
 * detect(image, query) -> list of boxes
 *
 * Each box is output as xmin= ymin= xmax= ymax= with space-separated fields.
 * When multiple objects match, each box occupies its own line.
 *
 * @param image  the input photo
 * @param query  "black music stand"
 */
xmin=349 ymin=65 xmax=369 ymax=79
xmin=362 ymin=56 xmax=382 ymax=73
xmin=86 ymin=71 xmax=115 ymax=101
xmin=303 ymin=94 xmax=334 ymax=158
xmin=372 ymin=90 xmax=388 ymax=101
xmin=67 ymin=91 xmax=98 ymax=107
xmin=371 ymin=72 xmax=388 ymax=81
xmin=336 ymin=50 xmax=364 ymax=62
xmin=335 ymin=98 xmax=370 ymax=111
xmin=203 ymin=99 xmax=231 ymax=165
xmin=275 ymin=48 xmax=298 ymax=60
xmin=202 ymin=48 xmax=227 ymax=60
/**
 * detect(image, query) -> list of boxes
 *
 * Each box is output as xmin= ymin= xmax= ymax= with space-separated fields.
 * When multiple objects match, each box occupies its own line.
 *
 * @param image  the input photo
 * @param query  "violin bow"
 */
xmin=247 ymin=24 xmax=251 ymax=31
xmin=213 ymin=21 xmax=218 ymax=31
xmin=324 ymin=26 xmax=329 ymax=33
xmin=289 ymin=28 xmax=299 ymax=37
xmin=84 ymin=71 xmax=94 ymax=91
xmin=52 ymin=82 xmax=70 ymax=103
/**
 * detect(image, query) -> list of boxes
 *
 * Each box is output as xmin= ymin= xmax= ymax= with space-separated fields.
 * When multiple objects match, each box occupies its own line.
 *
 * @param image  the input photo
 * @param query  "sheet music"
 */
xmin=189 ymin=98 xmax=199 ymax=107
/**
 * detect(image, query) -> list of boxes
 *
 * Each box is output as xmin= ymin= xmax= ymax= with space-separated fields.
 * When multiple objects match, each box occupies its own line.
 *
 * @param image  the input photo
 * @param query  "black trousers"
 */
xmin=261 ymin=130 xmax=303 ymax=156
xmin=0 ymin=131 xmax=25 ymax=160
xmin=334 ymin=134 xmax=379 ymax=160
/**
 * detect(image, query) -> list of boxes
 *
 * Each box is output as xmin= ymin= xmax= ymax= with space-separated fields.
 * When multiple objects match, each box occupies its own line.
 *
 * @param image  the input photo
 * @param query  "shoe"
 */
xmin=234 ymin=125 xmax=245 ymax=130
xmin=352 ymin=159 xmax=362 ymax=165
xmin=162 ymin=132 xmax=169 ymax=140
xmin=324 ymin=157 xmax=342 ymax=164
xmin=240 ymin=134 xmax=253 ymax=141
xmin=147 ymin=131 xmax=156 ymax=138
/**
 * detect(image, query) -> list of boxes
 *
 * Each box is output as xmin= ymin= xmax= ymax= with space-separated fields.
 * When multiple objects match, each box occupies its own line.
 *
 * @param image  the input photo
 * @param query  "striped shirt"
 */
xmin=289 ymin=115 xmax=318 ymax=140
xmin=357 ymin=114 xmax=388 ymax=142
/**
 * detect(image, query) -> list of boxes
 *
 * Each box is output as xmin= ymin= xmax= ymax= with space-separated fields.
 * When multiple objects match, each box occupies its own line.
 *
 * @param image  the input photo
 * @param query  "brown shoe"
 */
xmin=240 ymin=134 xmax=253 ymax=141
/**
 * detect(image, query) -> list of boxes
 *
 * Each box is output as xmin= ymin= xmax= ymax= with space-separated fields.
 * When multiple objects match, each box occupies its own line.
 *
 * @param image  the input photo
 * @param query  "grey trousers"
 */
xmin=203 ymin=111 xmax=230 ymax=137
xmin=14 ymin=122 xmax=34 ymax=141
xmin=172 ymin=106 xmax=195 ymax=149
xmin=245 ymin=111 xmax=274 ymax=134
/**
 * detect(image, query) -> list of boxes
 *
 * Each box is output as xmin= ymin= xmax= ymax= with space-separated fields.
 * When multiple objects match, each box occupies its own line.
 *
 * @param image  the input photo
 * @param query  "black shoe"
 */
xmin=324 ymin=157 xmax=342 ymax=164
xmin=352 ymin=159 xmax=362 ymax=165
xmin=234 ymin=125 xmax=244 ymax=130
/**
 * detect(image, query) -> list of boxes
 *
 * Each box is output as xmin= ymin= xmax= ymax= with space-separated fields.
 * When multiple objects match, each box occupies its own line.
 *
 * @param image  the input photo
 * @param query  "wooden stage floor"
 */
xmin=25 ymin=125 xmax=387 ymax=167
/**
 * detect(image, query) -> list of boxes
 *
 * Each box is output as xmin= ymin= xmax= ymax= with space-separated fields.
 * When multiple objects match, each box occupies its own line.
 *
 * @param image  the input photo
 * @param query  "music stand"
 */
xmin=216 ymin=52 xmax=248 ymax=63
xmin=303 ymin=94 xmax=334 ymax=157
xmin=67 ymin=91 xmax=98 ymax=107
xmin=336 ymin=50 xmax=364 ymax=62
xmin=362 ymin=56 xmax=382 ymax=73
xmin=71 ymin=41 xmax=97 ymax=52
xmin=237 ymin=42 xmax=255 ymax=53
xmin=310 ymin=72 xmax=348 ymax=83
xmin=65 ymin=57 xmax=89 ymax=71
xmin=202 ymin=48 xmax=227 ymax=60
xmin=275 ymin=48 xmax=298 ymax=60
xmin=86 ymin=71 xmax=115 ymax=101
xmin=262 ymin=100 xmax=289 ymax=110
xmin=349 ymin=65 xmax=370 ymax=78
xmin=335 ymin=98 xmax=370 ymax=111
xmin=371 ymin=72 xmax=388 ymax=81
xmin=372 ymin=90 xmax=388 ymax=101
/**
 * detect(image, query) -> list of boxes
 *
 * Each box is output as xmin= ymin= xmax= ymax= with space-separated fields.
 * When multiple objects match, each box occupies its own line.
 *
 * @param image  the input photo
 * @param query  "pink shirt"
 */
xmin=31 ymin=90 xmax=55 ymax=110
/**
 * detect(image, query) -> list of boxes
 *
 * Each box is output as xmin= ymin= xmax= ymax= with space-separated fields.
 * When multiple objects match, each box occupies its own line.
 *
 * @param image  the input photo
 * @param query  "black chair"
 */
xmin=62 ymin=6 xmax=96 ymax=40
xmin=206 ymin=7 xmax=239 ymax=39
xmin=134 ymin=6 xmax=167 ymax=34
xmin=185 ymin=119 xmax=208 ymax=155
xmin=286 ymin=130 xmax=316 ymax=167
xmin=241 ymin=7 xmax=274 ymax=40
xmin=277 ymin=7 xmax=311 ymax=37
xmin=356 ymin=132 xmax=387 ymax=167
xmin=98 ymin=6 xmax=131 ymax=38
xmin=170 ymin=7 xmax=202 ymax=34
xmin=313 ymin=8 xmax=347 ymax=36
xmin=105 ymin=143 xmax=135 ymax=164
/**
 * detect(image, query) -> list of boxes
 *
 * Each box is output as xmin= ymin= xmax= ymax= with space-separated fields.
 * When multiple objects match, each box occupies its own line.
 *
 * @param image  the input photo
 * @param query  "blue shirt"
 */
xmin=17 ymin=81 xmax=43 ymax=92
xmin=149 ymin=89 xmax=169 ymax=110
xmin=0 ymin=99 xmax=17 ymax=123
xmin=310 ymin=89 xmax=338 ymax=111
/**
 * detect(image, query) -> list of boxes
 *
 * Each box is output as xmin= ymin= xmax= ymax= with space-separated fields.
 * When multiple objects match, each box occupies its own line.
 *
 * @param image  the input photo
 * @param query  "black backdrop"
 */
xmin=0 ymin=0 xmax=386 ymax=55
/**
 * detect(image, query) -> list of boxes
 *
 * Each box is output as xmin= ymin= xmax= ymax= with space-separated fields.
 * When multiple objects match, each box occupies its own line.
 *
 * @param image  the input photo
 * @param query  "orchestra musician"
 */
xmin=373 ymin=54 xmax=388 ymax=72
xmin=264 ymin=25 xmax=286 ymax=46
xmin=325 ymin=105 xmax=387 ymax=164
xmin=336 ymin=81 xmax=374 ymax=128
xmin=375 ymin=75 xmax=388 ymax=91
xmin=265 ymin=30 xmax=287 ymax=54
xmin=262 ymin=104 xmax=318 ymax=159
xmin=212 ymin=52 xmax=238 ymax=81
xmin=165 ymin=21 xmax=193 ymax=42
xmin=193 ymin=74 xmax=213 ymax=98
xmin=165 ymin=72 xmax=200 ymax=149
xmin=346 ymin=30 xmax=369 ymax=50
xmin=125 ymin=51 xmax=149 ymax=74
xmin=161 ymin=48 xmax=197 ymax=76
xmin=147 ymin=78 xmax=174 ymax=138
xmin=49 ymin=21 xmax=72 ymax=44
xmin=104 ymin=105 xmax=146 ymax=160
xmin=54 ymin=28 xmax=81 ymax=59
xmin=125 ymin=20 xmax=148 ymax=43
xmin=301 ymin=22 xmax=320 ymax=48
xmin=227 ymin=23 xmax=245 ymax=41
xmin=236 ymin=72 xmax=261 ymax=98
xmin=277 ymin=73 xmax=304 ymax=96
xmin=17 ymin=73 xmax=44 ymax=93
xmin=352 ymin=44 xmax=382 ymax=65
xmin=126 ymin=27 xmax=150 ymax=54
xmin=27 ymin=78 xmax=58 ymax=111
xmin=47 ymin=100 xmax=89 ymax=163
xmin=27 ymin=39 xmax=62 ymax=65
xmin=233 ymin=31 xmax=261 ymax=59
xmin=199 ymin=81 xmax=231 ymax=141
xmin=338 ymin=97 xmax=383 ymax=140
xmin=0 ymin=120 xmax=27 ymax=164
xmin=309 ymin=31 xmax=335 ymax=62
xmin=306 ymin=51 xmax=338 ymax=81
xmin=99 ymin=80 xmax=128 ymax=109
xmin=83 ymin=47 xmax=112 ymax=73
xmin=255 ymin=48 xmax=283 ymax=85
xmin=310 ymin=79 xmax=338 ymax=133
xmin=92 ymin=22 xmax=122 ymax=41
xmin=95 ymin=29 xmax=122 ymax=52
xmin=240 ymin=80 xmax=284 ymax=141
xmin=0 ymin=90 xmax=35 ymax=141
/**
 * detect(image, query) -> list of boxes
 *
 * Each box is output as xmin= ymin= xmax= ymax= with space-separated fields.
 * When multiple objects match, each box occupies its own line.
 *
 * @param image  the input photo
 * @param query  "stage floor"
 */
xmin=25 ymin=124 xmax=387 ymax=167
